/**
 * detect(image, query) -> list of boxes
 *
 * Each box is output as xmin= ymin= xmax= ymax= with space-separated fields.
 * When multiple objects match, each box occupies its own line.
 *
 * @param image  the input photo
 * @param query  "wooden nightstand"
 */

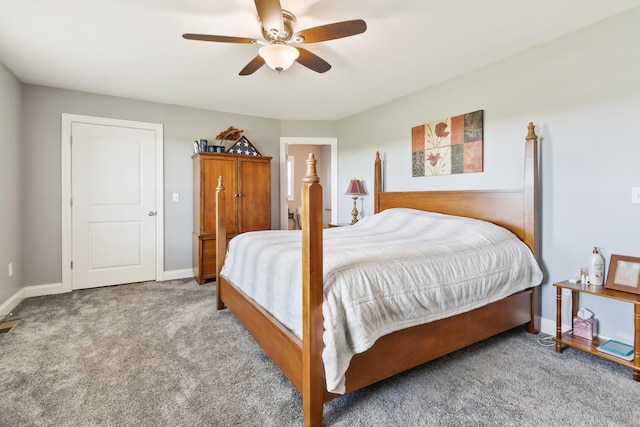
xmin=553 ymin=280 xmax=640 ymax=380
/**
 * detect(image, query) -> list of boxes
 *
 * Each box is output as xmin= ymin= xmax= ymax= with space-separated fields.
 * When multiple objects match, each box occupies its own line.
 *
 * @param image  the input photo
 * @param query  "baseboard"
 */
xmin=0 ymin=282 xmax=66 ymax=317
xmin=1 ymin=269 xmax=194 ymax=316
xmin=538 ymin=315 xmax=620 ymax=344
xmin=0 ymin=288 xmax=26 ymax=317
xmin=24 ymin=282 xmax=66 ymax=298
xmin=25 ymin=268 xmax=193 ymax=293
xmin=2 ymin=276 xmax=559 ymax=336
xmin=540 ymin=317 xmax=559 ymax=336
xmin=161 ymin=269 xmax=195 ymax=281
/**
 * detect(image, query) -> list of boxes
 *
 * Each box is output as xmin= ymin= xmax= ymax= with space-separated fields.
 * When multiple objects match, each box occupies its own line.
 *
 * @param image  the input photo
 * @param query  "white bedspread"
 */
xmin=220 ymin=208 xmax=543 ymax=394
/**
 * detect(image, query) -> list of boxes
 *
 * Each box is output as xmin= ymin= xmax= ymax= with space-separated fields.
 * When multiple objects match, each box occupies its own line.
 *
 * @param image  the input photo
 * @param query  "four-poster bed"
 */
xmin=214 ymin=123 xmax=541 ymax=426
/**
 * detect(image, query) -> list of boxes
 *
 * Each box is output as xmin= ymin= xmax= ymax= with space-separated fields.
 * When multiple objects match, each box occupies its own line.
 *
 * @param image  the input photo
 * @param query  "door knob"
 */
xmin=148 ymin=211 xmax=157 ymax=216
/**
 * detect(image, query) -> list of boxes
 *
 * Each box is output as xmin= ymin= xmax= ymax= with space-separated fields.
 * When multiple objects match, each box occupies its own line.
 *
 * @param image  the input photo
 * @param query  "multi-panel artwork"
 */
xmin=411 ymin=110 xmax=484 ymax=177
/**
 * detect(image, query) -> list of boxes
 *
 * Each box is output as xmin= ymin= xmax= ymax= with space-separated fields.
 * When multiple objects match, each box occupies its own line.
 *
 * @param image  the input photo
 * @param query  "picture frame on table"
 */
xmin=605 ymin=254 xmax=640 ymax=295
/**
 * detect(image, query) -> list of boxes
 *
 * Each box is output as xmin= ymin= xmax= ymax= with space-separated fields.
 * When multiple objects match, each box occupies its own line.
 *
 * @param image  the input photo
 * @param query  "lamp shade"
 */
xmin=259 ymin=44 xmax=300 ymax=72
xmin=345 ymin=179 xmax=365 ymax=196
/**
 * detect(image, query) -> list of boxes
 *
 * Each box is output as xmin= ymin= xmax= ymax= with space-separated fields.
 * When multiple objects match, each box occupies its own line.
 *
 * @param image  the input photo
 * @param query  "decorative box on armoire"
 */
xmin=192 ymin=152 xmax=271 ymax=284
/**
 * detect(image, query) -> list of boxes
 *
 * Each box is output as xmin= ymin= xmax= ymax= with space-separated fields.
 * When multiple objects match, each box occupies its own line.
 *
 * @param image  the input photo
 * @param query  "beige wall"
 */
xmin=281 ymin=120 xmax=337 ymax=138
xmin=0 ymin=61 xmax=22 ymax=309
xmin=20 ymin=85 xmax=281 ymax=286
xmin=336 ymin=9 xmax=640 ymax=339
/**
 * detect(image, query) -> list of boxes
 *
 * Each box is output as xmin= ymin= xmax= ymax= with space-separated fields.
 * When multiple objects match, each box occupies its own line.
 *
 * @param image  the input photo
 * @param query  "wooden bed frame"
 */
xmin=215 ymin=123 xmax=540 ymax=426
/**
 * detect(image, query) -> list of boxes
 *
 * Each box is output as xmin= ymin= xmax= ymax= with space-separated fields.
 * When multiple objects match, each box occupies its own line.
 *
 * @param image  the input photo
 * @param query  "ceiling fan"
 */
xmin=182 ymin=0 xmax=367 ymax=75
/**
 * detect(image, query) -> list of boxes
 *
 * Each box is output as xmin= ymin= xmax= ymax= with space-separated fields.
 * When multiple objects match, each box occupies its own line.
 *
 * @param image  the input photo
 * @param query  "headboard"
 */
xmin=373 ymin=122 xmax=539 ymax=255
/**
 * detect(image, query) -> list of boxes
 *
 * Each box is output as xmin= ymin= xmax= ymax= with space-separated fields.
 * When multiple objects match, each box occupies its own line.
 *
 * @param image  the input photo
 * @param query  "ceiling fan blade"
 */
xmin=239 ymin=55 xmax=266 ymax=76
xmin=183 ymin=33 xmax=257 ymax=44
xmin=254 ymin=0 xmax=284 ymax=34
xmin=295 ymin=48 xmax=331 ymax=73
xmin=294 ymin=19 xmax=367 ymax=43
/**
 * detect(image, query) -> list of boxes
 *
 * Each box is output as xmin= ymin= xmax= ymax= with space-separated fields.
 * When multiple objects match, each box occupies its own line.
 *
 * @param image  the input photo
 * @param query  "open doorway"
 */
xmin=279 ymin=137 xmax=337 ymax=229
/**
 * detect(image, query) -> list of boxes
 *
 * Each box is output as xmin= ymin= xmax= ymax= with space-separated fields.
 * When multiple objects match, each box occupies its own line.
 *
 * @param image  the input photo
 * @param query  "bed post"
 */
xmin=524 ymin=122 xmax=539 ymax=334
xmin=523 ymin=122 xmax=538 ymax=257
xmin=301 ymin=154 xmax=325 ymax=427
xmin=374 ymin=152 xmax=382 ymax=214
xmin=215 ymin=176 xmax=226 ymax=310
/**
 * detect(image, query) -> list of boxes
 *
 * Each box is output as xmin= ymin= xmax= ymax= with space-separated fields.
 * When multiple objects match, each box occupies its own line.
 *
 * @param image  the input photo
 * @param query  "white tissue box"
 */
xmin=573 ymin=317 xmax=597 ymax=340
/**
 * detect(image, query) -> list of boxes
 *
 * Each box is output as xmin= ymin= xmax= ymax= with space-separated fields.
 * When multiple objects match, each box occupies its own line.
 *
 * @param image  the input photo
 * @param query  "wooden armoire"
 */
xmin=193 ymin=152 xmax=271 ymax=284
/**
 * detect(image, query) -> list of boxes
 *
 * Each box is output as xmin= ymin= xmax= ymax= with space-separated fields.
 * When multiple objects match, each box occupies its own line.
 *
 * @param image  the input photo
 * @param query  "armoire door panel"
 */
xmin=203 ymin=157 xmax=237 ymax=235
xmin=238 ymin=158 xmax=271 ymax=232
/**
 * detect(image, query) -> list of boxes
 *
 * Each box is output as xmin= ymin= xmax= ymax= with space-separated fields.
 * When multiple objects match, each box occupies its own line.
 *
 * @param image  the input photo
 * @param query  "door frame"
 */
xmin=61 ymin=114 xmax=165 ymax=293
xmin=279 ymin=137 xmax=337 ymax=229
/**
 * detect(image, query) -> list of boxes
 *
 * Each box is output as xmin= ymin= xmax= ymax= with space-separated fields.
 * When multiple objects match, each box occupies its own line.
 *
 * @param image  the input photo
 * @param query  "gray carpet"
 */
xmin=2 ymin=279 xmax=640 ymax=426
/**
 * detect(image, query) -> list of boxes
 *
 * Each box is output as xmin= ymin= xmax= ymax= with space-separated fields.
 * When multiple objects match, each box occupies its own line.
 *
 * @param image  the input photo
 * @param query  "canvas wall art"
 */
xmin=412 ymin=110 xmax=484 ymax=177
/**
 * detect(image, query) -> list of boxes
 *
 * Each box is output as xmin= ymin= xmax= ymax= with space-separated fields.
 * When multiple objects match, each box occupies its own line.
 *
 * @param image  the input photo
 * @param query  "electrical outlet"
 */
xmin=632 ymin=187 xmax=640 ymax=204
xmin=172 ymin=192 xmax=179 ymax=202
xmin=8 ymin=263 xmax=13 ymax=277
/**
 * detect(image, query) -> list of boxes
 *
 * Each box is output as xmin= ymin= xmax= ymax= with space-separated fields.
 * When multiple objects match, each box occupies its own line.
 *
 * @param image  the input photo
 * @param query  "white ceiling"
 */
xmin=1 ymin=0 xmax=639 ymax=121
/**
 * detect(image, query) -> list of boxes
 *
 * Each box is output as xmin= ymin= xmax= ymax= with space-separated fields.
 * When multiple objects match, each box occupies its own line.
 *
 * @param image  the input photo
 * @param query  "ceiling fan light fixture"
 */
xmin=259 ymin=43 xmax=299 ymax=72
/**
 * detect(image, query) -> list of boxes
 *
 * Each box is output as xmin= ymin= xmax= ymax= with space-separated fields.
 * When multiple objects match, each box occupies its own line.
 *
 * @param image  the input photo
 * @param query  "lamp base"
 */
xmin=351 ymin=196 xmax=359 ymax=224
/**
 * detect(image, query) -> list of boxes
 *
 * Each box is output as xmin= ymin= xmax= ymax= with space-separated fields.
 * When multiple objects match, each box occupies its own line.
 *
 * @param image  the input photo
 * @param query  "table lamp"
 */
xmin=345 ymin=179 xmax=366 ymax=224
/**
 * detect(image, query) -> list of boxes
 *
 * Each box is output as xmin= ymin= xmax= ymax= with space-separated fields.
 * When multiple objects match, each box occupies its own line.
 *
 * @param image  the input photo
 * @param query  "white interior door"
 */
xmin=71 ymin=122 xmax=157 ymax=289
